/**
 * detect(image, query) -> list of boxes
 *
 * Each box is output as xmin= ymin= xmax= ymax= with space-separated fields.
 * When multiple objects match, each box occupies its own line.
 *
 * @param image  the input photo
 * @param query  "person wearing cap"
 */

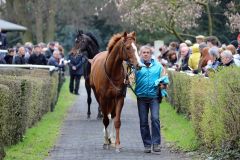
xmin=195 ymin=35 xmax=205 ymax=44
xmin=184 ymin=40 xmax=192 ymax=47
xmin=28 ymin=45 xmax=47 ymax=65
xmin=45 ymin=42 xmax=55 ymax=60
xmin=134 ymin=45 xmax=166 ymax=153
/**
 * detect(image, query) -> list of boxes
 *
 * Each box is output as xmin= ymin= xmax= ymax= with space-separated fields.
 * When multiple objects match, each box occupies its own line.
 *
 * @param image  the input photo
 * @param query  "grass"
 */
xmin=4 ymin=78 xmax=77 ymax=160
xmin=160 ymin=100 xmax=200 ymax=151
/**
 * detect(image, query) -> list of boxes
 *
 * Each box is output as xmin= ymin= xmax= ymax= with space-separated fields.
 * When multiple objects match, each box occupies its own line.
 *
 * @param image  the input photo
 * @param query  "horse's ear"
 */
xmin=123 ymin=31 xmax=128 ymax=41
xmin=131 ymin=31 xmax=136 ymax=37
xmin=77 ymin=30 xmax=83 ymax=35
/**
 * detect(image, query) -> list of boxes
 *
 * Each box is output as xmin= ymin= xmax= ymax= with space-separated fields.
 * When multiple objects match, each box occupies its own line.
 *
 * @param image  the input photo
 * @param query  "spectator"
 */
xmin=0 ymin=55 xmax=6 ymax=64
xmin=14 ymin=46 xmax=26 ymax=64
xmin=204 ymin=47 xmax=221 ymax=75
xmin=47 ymin=49 xmax=65 ymax=68
xmin=195 ymin=35 xmax=205 ymax=44
xmin=0 ymin=28 xmax=7 ymax=50
xmin=68 ymin=51 xmax=86 ymax=95
xmin=184 ymin=40 xmax=192 ymax=47
xmin=167 ymin=50 xmax=178 ymax=68
xmin=24 ymin=42 xmax=33 ymax=63
xmin=206 ymin=36 xmax=220 ymax=48
xmin=188 ymin=44 xmax=201 ymax=71
xmin=226 ymin=44 xmax=240 ymax=61
xmin=45 ymin=42 xmax=55 ymax=60
xmin=134 ymin=45 xmax=164 ymax=153
xmin=198 ymin=46 xmax=212 ymax=73
xmin=4 ymin=48 xmax=15 ymax=64
xmin=28 ymin=45 xmax=47 ymax=65
xmin=176 ymin=46 xmax=191 ymax=71
xmin=220 ymin=50 xmax=240 ymax=67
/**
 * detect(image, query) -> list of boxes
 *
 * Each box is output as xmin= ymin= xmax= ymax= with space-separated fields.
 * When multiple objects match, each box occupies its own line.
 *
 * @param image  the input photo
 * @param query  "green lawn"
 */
xmin=160 ymin=101 xmax=200 ymax=151
xmin=4 ymin=78 xmax=76 ymax=160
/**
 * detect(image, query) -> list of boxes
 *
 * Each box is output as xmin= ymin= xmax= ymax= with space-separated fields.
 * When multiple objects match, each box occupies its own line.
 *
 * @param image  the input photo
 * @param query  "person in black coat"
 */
xmin=14 ymin=46 xmax=26 ymax=64
xmin=4 ymin=48 xmax=14 ymax=64
xmin=28 ymin=45 xmax=47 ymax=65
xmin=68 ymin=52 xmax=86 ymax=95
xmin=45 ymin=42 xmax=55 ymax=60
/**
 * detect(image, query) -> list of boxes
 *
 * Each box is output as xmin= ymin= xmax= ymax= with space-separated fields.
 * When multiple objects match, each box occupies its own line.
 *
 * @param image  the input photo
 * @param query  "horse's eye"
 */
xmin=126 ymin=46 xmax=131 ymax=50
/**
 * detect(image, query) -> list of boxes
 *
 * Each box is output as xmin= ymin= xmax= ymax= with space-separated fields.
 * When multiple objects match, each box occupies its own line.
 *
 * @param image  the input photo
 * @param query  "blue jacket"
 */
xmin=135 ymin=59 xmax=163 ymax=98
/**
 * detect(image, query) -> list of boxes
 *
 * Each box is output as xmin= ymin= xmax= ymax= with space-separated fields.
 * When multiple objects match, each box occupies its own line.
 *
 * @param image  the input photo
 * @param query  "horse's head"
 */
xmin=121 ymin=32 xmax=143 ymax=70
xmin=71 ymin=30 xmax=99 ymax=59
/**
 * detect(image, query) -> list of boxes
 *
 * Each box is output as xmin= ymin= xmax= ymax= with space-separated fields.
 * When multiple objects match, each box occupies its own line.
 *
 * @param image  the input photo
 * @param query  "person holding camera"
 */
xmin=134 ymin=45 xmax=168 ymax=153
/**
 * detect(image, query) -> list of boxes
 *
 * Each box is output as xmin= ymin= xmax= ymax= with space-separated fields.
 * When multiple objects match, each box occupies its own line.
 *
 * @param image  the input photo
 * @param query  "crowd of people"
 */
xmin=157 ymin=34 xmax=240 ymax=76
xmin=0 ymin=41 xmax=66 ymax=67
xmin=0 ymin=40 xmax=87 ymax=96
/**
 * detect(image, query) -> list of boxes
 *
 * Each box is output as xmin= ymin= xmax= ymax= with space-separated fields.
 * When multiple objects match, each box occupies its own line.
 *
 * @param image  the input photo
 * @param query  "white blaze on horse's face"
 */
xmin=131 ymin=42 xmax=144 ymax=67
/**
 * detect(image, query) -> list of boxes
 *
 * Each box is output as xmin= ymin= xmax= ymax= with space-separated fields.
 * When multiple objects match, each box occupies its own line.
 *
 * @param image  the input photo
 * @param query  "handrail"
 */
xmin=0 ymin=64 xmax=57 ymax=72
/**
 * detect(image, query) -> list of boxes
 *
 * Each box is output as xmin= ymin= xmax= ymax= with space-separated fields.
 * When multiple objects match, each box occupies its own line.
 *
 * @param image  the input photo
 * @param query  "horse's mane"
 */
xmin=107 ymin=33 xmax=123 ymax=53
xmin=85 ymin=32 xmax=100 ymax=50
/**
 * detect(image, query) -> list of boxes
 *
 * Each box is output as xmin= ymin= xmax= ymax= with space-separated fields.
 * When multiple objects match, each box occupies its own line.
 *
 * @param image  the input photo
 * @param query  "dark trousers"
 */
xmin=137 ymin=97 xmax=161 ymax=147
xmin=69 ymin=74 xmax=81 ymax=94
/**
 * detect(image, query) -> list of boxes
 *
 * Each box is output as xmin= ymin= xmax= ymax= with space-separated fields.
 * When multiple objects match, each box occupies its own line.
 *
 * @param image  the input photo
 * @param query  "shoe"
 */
xmin=153 ymin=144 xmax=161 ymax=152
xmin=144 ymin=146 xmax=151 ymax=153
xmin=74 ymin=92 xmax=80 ymax=95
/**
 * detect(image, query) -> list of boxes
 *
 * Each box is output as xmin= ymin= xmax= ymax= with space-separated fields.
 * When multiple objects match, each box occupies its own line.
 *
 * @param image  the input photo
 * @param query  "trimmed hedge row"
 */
xmin=0 ymin=68 xmax=59 ymax=150
xmin=168 ymin=67 xmax=240 ymax=152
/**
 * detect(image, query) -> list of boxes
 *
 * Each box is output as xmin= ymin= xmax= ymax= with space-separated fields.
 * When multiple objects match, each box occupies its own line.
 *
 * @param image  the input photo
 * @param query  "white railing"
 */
xmin=0 ymin=64 xmax=57 ymax=72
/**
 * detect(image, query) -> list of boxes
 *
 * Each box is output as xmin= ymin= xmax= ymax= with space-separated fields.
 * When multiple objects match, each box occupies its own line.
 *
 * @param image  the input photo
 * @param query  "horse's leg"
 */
xmin=103 ymin=114 xmax=110 ymax=149
xmin=109 ymin=111 xmax=116 ymax=147
xmin=85 ymin=77 xmax=92 ymax=119
xmin=114 ymin=98 xmax=124 ymax=152
xmin=109 ymin=109 xmax=116 ymax=146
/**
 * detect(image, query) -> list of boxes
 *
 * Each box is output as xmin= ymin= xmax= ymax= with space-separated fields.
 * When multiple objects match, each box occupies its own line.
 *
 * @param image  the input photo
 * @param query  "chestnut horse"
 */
xmin=90 ymin=32 xmax=142 ymax=151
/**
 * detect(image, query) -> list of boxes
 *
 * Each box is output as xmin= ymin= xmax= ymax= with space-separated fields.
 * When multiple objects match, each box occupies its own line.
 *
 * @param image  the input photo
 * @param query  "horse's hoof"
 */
xmin=115 ymin=148 xmax=120 ymax=153
xmin=87 ymin=114 xmax=91 ymax=119
xmin=97 ymin=114 xmax=103 ymax=120
xmin=115 ymin=145 xmax=122 ymax=152
xmin=103 ymin=144 xmax=110 ymax=150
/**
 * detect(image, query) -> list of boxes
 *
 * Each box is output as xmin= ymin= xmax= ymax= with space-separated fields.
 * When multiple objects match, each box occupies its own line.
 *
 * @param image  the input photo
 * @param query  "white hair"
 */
xmin=139 ymin=45 xmax=153 ymax=54
xmin=221 ymin=50 xmax=233 ymax=59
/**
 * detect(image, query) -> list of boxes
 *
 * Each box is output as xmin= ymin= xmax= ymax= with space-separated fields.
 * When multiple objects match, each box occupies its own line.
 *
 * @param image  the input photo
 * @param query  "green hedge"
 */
xmin=0 ymin=84 xmax=9 ymax=160
xmin=168 ymin=67 xmax=240 ymax=152
xmin=0 ymin=68 xmax=59 ymax=147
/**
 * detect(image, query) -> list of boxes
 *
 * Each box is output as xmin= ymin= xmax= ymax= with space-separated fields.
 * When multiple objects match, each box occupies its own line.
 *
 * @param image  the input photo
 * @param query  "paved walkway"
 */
xmin=46 ymin=81 xmax=192 ymax=160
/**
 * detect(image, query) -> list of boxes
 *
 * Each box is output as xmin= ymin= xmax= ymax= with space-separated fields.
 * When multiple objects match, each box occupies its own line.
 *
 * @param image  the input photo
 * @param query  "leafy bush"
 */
xmin=168 ymin=67 xmax=240 ymax=152
xmin=0 ymin=68 xmax=59 ymax=147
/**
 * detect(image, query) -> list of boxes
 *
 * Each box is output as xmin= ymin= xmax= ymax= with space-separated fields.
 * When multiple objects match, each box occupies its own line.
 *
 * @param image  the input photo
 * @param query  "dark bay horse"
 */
xmin=90 ymin=32 xmax=142 ymax=152
xmin=71 ymin=30 xmax=102 ymax=119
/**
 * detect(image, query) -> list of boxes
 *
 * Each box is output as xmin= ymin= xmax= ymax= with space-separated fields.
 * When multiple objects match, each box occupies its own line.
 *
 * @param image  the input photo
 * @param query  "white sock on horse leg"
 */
xmin=109 ymin=117 xmax=116 ymax=144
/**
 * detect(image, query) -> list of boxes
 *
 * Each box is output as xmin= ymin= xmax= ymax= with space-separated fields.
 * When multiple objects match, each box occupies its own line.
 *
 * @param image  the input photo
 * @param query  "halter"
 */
xmin=104 ymin=37 xmax=136 ymax=94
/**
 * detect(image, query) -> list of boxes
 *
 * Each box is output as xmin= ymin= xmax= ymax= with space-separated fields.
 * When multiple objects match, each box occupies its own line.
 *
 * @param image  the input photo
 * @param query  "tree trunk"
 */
xmin=12 ymin=0 xmax=33 ymax=42
xmin=206 ymin=2 xmax=213 ymax=36
xmin=45 ymin=0 xmax=57 ymax=42
xmin=34 ymin=0 xmax=44 ymax=43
